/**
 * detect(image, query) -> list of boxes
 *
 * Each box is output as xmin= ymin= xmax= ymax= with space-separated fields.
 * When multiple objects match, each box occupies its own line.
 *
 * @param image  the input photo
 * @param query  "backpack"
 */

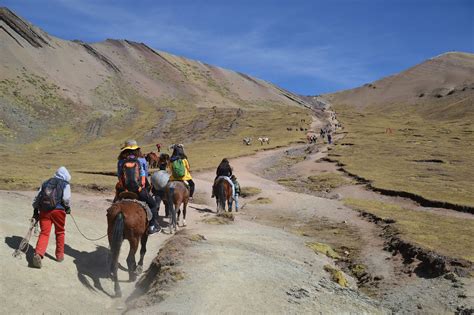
xmin=121 ymin=157 xmax=142 ymax=192
xmin=38 ymin=178 xmax=64 ymax=211
xmin=171 ymin=159 xmax=186 ymax=178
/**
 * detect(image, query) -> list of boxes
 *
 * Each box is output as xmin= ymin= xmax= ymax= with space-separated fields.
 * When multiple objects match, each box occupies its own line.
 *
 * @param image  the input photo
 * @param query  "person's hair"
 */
xmin=172 ymin=146 xmax=187 ymax=159
xmin=159 ymin=153 xmax=170 ymax=163
xmin=118 ymin=148 xmax=140 ymax=160
xmin=219 ymin=158 xmax=230 ymax=168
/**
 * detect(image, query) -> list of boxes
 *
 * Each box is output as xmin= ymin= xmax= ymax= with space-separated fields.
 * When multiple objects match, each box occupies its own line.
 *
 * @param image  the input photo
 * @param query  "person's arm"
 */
xmin=63 ymin=183 xmax=71 ymax=213
xmin=32 ymin=186 xmax=42 ymax=219
xmin=185 ymin=159 xmax=191 ymax=172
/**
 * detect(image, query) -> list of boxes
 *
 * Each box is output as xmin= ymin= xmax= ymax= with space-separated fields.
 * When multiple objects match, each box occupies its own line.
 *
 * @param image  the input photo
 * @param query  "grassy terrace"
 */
xmin=344 ymin=198 xmax=474 ymax=263
xmin=0 ymin=96 xmax=311 ymax=190
xmin=331 ymin=103 xmax=474 ymax=208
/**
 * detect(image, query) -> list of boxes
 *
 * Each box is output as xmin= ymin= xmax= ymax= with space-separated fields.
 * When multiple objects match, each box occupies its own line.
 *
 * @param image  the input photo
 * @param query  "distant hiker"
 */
xmin=156 ymin=143 xmax=162 ymax=152
xmin=212 ymin=158 xmax=235 ymax=199
xmin=31 ymin=166 xmax=72 ymax=268
xmin=230 ymin=175 xmax=241 ymax=211
xmin=169 ymin=145 xmax=195 ymax=201
xmin=327 ymin=133 xmax=332 ymax=144
xmin=116 ymin=140 xmax=160 ymax=234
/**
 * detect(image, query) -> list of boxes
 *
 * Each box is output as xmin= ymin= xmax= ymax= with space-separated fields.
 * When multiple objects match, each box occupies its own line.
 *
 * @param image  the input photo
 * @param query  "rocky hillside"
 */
xmin=0 ymin=7 xmax=312 ymax=145
xmin=324 ymin=52 xmax=474 ymax=119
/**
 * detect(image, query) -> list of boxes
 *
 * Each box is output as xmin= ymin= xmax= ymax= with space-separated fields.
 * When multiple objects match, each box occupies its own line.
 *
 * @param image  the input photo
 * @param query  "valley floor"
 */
xmin=1 ymin=125 xmax=473 ymax=314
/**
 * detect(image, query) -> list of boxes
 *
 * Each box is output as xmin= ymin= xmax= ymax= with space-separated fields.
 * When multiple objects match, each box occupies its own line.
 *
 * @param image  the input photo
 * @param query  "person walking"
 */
xmin=31 ymin=166 xmax=72 ymax=268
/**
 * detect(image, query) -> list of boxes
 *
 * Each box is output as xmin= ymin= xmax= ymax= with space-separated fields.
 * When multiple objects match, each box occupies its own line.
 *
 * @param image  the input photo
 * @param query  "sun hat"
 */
xmin=121 ymin=139 xmax=140 ymax=151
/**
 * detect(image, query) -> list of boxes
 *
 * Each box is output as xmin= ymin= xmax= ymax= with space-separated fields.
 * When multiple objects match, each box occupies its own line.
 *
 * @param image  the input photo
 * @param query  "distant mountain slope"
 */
xmin=324 ymin=52 xmax=474 ymax=116
xmin=0 ymin=7 xmax=312 ymax=144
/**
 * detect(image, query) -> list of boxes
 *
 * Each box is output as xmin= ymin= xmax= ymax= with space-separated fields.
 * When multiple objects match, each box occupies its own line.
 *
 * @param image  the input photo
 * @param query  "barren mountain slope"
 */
xmin=0 ymin=7 xmax=312 ymax=144
xmin=325 ymin=52 xmax=474 ymax=113
xmin=0 ymin=7 xmax=314 ymax=189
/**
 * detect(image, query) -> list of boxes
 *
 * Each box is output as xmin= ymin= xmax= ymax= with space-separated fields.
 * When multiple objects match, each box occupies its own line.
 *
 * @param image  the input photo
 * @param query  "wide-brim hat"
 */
xmin=121 ymin=139 xmax=140 ymax=151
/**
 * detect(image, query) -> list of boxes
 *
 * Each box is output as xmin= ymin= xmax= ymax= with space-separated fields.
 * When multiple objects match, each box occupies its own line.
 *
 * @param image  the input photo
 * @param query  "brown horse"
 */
xmin=106 ymin=200 xmax=149 ymax=298
xmin=145 ymin=152 xmax=159 ymax=169
xmin=164 ymin=181 xmax=189 ymax=233
xmin=215 ymin=177 xmax=233 ymax=213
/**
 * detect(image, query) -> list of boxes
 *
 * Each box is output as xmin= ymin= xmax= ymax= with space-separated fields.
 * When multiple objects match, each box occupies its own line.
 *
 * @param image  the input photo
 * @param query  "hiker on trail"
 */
xmin=116 ymin=140 xmax=160 ymax=234
xmin=327 ymin=132 xmax=332 ymax=144
xmin=169 ymin=144 xmax=195 ymax=201
xmin=230 ymin=175 xmax=241 ymax=211
xmin=31 ymin=166 xmax=71 ymax=268
xmin=211 ymin=158 xmax=235 ymax=199
xmin=150 ymin=153 xmax=171 ymax=216
xmin=156 ymin=143 xmax=161 ymax=152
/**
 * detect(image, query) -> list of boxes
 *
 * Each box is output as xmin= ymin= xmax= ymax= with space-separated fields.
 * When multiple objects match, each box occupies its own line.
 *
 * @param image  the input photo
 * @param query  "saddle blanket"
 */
xmin=115 ymin=199 xmax=152 ymax=222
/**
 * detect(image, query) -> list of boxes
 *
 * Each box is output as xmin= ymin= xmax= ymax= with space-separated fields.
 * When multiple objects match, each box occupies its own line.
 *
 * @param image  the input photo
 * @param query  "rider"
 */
xmin=169 ymin=145 xmax=195 ymax=201
xmin=211 ymin=158 xmax=235 ymax=198
xmin=116 ymin=140 xmax=160 ymax=234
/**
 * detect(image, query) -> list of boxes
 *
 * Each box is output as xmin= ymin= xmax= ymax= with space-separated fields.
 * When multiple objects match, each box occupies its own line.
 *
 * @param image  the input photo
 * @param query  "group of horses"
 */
xmin=242 ymin=136 xmax=270 ymax=145
xmin=105 ymin=154 xmax=235 ymax=297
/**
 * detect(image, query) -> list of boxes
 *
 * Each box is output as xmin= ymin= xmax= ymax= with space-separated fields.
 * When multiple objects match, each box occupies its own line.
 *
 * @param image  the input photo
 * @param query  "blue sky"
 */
xmin=3 ymin=0 xmax=473 ymax=94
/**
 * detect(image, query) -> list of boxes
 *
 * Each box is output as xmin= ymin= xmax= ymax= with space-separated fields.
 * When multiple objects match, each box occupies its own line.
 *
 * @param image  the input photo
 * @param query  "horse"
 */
xmin=214 ymin=177 xmax=233 ymax=213
xmin=164 ymin=181 xmax=189 ymax=233
xmin=242 ymin=137 xmax=252 ymax=145
xmin=258 ymin=137 xmax=270 ymax=145
xmin=106 ymin=199 xmax=149 ymax=298
xmin=145 ymin=152 xmax=159 ymax=169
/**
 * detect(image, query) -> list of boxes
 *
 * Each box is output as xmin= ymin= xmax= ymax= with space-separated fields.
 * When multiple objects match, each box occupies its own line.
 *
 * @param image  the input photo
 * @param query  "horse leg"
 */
xmin=182 ymin=201 xmax=187 ymax=226
xmin=127 ymin=237 xmax=139 ymax=282
xmin=168 ymin=194 xmax=176 ymax=234
xmin=110 ymin=212 xmax=124 ymax=298
xmin=177 ymin=205 xmax=181 ymax=227
xmin=174 ymin=202 xmax=179 ymax=232
xmin=228 ymin=198 xmax=233 ymax=212
xmin=136 ymin=233 xmax=148 ymax=274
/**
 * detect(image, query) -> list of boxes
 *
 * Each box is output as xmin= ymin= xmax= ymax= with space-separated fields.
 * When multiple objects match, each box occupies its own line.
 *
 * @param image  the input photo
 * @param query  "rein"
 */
xmin=68 ymin=213 xmax=108 ymax=241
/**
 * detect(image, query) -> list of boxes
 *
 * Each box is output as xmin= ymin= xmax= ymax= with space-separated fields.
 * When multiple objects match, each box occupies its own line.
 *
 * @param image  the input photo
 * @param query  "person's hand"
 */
xmin=65 ymin=207 xmax=71 ymax=214
xmin=32 ymin=209 xmax=39 ymax=221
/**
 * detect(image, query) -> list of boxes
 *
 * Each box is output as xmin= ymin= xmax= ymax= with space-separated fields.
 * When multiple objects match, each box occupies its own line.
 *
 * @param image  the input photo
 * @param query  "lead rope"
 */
xmin=12 ymin=218 xmax=37 ymax=259
xmin=68 ymin=213 xmax=108 ymax=241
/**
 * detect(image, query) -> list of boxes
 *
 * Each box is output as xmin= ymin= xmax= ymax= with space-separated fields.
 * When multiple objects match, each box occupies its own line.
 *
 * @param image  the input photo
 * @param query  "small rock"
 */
xmin=374 ymin=275 xmax=384 ymax=281
xmin=417 ymin=304 xmax=423 ymax=310
xmin=444 ymin=272 xmax=458 ymax=282
xmin=342 ymin=220 xmax=347 ymax=224
xmin=458 ymin=293 xmax=467 ymax=299
xmin=344 ymin=250 xmax=349 ymax=256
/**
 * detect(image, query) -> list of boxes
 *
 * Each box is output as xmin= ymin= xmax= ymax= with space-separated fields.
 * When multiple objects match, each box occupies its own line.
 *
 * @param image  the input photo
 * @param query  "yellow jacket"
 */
xmin=169 ymin=158 xmax=193 ymax=181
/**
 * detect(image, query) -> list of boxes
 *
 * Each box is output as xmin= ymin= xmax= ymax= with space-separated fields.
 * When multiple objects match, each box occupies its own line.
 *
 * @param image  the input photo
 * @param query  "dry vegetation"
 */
xmin=331 ymin=103 xmax=474 ymax=208
xmin=344 ymin=198 xmax=474 ymax=262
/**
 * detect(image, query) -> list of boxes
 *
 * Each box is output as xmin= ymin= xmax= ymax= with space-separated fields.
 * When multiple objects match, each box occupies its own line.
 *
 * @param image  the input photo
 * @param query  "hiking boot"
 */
xmin=32 ymin=254 xmax=42 ymax=269
xmin=148 ymin=224 xmax=161 ymax=234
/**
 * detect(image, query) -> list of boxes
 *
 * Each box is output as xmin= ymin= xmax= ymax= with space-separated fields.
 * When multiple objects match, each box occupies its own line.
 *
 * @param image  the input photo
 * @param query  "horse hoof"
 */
xmin=136 ymin=265 xmax=143 ymax=274
xmin=115 ymin=290 xmax=122 ymax=298
xmin=183 ymin=220 xmax=186 ymax=227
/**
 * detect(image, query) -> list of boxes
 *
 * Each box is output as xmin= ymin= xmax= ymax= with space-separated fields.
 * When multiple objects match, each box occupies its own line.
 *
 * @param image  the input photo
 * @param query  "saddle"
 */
xmin=114 ymin=197 xmax=152 ymax=222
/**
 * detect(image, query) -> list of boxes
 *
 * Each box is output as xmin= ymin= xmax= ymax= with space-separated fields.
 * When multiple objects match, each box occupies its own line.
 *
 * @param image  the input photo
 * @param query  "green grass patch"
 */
xmin=344 ymin=198 xmax=474 ymax=262
xmin=249 ymin=197 xmax=272 ymax=205
xmin=332 ymin=103 xmax=474 ymax=207
xmin=240 ymin=186 xmax=262 ymax=198
xmin=306 ymin=242 xmax=341 ymax=259
xmin=307 ymin=173 xmax=352 ymax=192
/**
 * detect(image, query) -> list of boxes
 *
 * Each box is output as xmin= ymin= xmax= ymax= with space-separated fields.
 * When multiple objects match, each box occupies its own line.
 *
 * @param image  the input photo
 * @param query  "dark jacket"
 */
xmin=216 ymin=164 xmax=232 ymax=177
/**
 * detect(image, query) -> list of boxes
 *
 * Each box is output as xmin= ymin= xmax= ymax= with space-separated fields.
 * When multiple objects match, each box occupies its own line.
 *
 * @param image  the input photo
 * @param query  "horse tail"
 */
xmin=217 ymin=180 xmax=226 ymax=212
xmin=110 ymin=212 xmax=124 ymax=270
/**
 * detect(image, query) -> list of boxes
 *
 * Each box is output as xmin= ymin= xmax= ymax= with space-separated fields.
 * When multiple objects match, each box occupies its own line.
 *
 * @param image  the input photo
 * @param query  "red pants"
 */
xmin=35 ymin=209 xmax=66 ymax=260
